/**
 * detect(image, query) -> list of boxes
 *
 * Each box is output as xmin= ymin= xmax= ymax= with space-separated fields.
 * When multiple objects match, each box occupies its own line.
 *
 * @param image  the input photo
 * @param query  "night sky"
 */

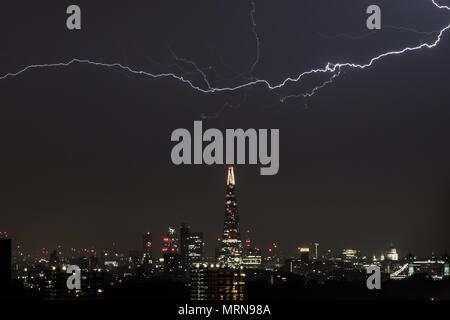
xmin=1 ymin=0 xmax=449 ymax=257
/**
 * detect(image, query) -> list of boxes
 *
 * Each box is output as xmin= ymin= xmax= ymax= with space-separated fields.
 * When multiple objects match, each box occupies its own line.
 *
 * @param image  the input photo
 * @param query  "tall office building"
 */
xmin=298 ymin=247 xmax=310 ymax=263
xmin=214 ymin=237 xmax=222 ymax=263
xmin=242 ymin=230 xmax=261 ymax=269
xmin=162 ymin=227 xmax=179 ymax=254
xmin=342 ymin=249 xmax=360 ymax=262
xmin=190 ymin=265 xmax=208 ymax=300
xmin=180 ymin=224 xmax=204 ymax=269
xmin=264 ymin=242 xmax=283 ymax=271
xmin=190 ymin=264 xmax=246 ymax=301
xmin=244 ymin=229 xmax=252 ymax=254
xmin=162 ymin=227 xmax=183 ymax=276
xmin=187 ymin=232 xmax=204 ymax=266
xmin=180 ymin=223 xmax=190 ymax=270
xmin=142 ymin=232 xmax=153 ymax=258
xmin=310 ymin=242 xmax=319 ymax=260
xmin=242 ymin=247 xmax=262 ymax=269
xmin=142 ymin=231 xmax=153 ymax=276
xmin=0 ymin=234 xmax=12 ymax=287
xmin=142 ymin=231 xmax=154 ymax=277
xmin=218 ymin=167 xmax=242 ymax=268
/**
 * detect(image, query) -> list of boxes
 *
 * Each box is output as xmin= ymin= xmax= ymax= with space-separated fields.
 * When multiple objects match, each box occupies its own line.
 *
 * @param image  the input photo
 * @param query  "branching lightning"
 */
xmin=317 ymin=25 xmax=440 ymax=41
xmin=0 ymin=0 xmax=449 ymax=105
xmin=248 ymin=0 xmax=261 ymax=77
xmin=168 ymin=47 xmax=214 ymax=90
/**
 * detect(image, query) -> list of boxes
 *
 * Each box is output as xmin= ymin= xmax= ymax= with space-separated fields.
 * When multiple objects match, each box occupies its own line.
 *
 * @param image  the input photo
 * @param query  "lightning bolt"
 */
xmin=248 ymin=0 xmax=261 ymax=77
xmin=280 ymin=67 xmax=343 ymax=103
xmin=317 ymin=25 xmax=439 ymax=41
xmin=0 ymin=0 xmax=449 ymax=103
xmin=168 ymin=47 xmax=214 ymax=90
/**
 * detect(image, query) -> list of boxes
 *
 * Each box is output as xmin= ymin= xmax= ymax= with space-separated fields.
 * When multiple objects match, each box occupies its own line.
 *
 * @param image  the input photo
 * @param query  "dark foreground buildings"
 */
xmin=0 ymin=237 xmax=12 ymax=288
xmin=190 ymin=264 xmax=246 ymax=300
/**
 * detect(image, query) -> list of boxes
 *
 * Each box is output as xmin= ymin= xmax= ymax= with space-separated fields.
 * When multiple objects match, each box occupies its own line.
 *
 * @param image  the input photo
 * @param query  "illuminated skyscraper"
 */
xmin=190 ymin=264 xmax=246 ymax=301
xmin=180 ymin=223 xmax=190 ymax=270
xmin=162 ymin=227 xmax=179 ymax=254
xmin=162 ymin=227 xmax=183 ymax=276
xmin=310 ymin=242 xmax=319 ymax=260
xmin=142 ymin=232 xmax=153 ymax=276
xmin=342 ymin=249 xmax=359 ymax=262
xmin=263 ymin=242 xmax=283 ymax=271
xmin=298 ymin=247 xmax=310 ymax=263
xmin=180 ymin=223 xmax=204 ymax=270
xmin=242 ymin=247 xmax=262 ymax=269
xmin=142 ymin=232 xmax=152 ymax=258
xmin=242 ymin=230 xmax=261 ymax=269
xmin=218 ymin=167 xmax=242 ymax=268
xmin=187 ymin=232 xmax=204 ymax=266
xmin=244 ymin=229 xmax=252 ymax=254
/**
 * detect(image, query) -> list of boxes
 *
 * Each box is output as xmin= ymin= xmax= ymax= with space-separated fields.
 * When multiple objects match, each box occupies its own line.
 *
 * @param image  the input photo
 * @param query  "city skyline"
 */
xmin=2 ymin=227 xmax=447 ymax=262
xmin=2 ymin=167 xmax=449 ymax=301
xmin=2 ymin=167 xmax=448 ymax=260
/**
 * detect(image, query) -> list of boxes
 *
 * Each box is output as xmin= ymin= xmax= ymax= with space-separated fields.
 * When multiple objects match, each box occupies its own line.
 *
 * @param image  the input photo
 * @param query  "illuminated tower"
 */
xmin=142 ymin=232 xmax=153 ymax=276
xmin=162 ymin=227 xmax=183 ymax=276
xmin=218 ymin=167 xmax=242 ymax=268
xmin=309 ymin=242 xmax=319 ymax=260
xmin=142 ymin=232 xmax=152 ymax=258
xmin=180 ymin=223 xmax=190 ymax=270
xmin=162 ymin=227 xmax=179 ymax=254
xmin=242 ymin=230 xmax=262 ymax=269
xmin=244 ymin=229 xmax=252 ymax=254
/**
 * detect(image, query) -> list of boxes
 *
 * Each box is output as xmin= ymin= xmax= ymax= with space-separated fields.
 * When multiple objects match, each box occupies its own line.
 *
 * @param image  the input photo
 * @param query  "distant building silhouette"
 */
xmin=0 ymin=236 xmax=12 ymax=288
xmin=298 ymin=247 xmax=310 ymax=263
xmin=142 ymin=232 xmax=153 ymax=258
xmin=142 ymin=232 xmax=153 ymax=276
xmin=180 ymin=223 xmax=190 ymax=271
